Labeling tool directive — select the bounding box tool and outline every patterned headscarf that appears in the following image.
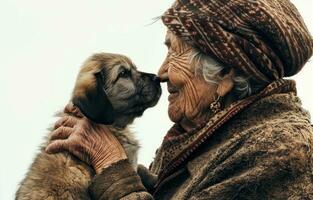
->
[162,0,313,84]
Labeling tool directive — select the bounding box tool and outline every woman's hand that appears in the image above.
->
[46,103,127,174]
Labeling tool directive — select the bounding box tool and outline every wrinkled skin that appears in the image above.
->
[158,31,219,131]
[46,103,127,173]
[46,30,234,172]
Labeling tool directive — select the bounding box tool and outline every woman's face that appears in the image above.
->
[158,31,217,124]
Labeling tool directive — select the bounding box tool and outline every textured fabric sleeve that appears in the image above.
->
[89,159,154,200]
[189,127,313,200]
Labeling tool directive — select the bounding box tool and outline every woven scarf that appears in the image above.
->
[152,79,297,188]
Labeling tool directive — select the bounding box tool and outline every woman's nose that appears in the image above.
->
[158,59,169,82]
[158,71,168,82]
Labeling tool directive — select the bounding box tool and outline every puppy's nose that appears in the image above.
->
[141,72,160,83]
[148,74,160,83]
[152,76,160,83]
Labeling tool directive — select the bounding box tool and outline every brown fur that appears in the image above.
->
[15,53,161,200]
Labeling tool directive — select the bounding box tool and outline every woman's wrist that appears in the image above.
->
[93,152,127,174]
[94,159,120,174]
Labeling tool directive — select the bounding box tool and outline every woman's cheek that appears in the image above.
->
[168,66,187,87]
[168,86,199,123]
[182,85,200,119]
[168,96,184,123]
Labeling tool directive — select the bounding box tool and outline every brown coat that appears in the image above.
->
[89,80,313,199]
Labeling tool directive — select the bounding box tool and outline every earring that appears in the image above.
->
[210,95,222,114]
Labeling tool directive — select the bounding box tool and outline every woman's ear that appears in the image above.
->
[72,72,115,125]
[216,68,235,97]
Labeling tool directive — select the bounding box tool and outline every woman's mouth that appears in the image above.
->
[167,83,179,101]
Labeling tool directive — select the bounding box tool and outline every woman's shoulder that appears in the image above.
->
[188,98,313,176]
[187,118,313,180]
[231,91,312,143]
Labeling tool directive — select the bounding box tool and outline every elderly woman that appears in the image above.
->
[47,0,313,199]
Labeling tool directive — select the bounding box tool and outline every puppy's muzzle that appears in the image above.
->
[135,72,161,105]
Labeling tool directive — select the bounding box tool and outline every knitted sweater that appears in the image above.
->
[89,80,313,199]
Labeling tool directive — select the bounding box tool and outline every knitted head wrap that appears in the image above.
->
[162,0,313,83]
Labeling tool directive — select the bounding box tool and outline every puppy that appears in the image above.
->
[15,53,161,200]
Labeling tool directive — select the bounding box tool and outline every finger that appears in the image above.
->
[64,102,84,118]
[45,140,69,154]
[50,126,73,140]
[54,115,78,129]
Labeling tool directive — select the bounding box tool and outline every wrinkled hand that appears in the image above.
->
[46,103,127,174]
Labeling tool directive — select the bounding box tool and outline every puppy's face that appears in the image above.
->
[72,53,161,127]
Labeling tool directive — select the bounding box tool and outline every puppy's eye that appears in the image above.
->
[118,68,131,79]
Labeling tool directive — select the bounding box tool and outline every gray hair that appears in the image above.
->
[190,50,253,100]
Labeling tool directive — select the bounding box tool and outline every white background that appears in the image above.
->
[0,1,312,199]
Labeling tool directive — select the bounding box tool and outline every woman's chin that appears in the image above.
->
[168,101,183,123]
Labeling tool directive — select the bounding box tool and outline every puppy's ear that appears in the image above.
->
[72,72,115,124]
